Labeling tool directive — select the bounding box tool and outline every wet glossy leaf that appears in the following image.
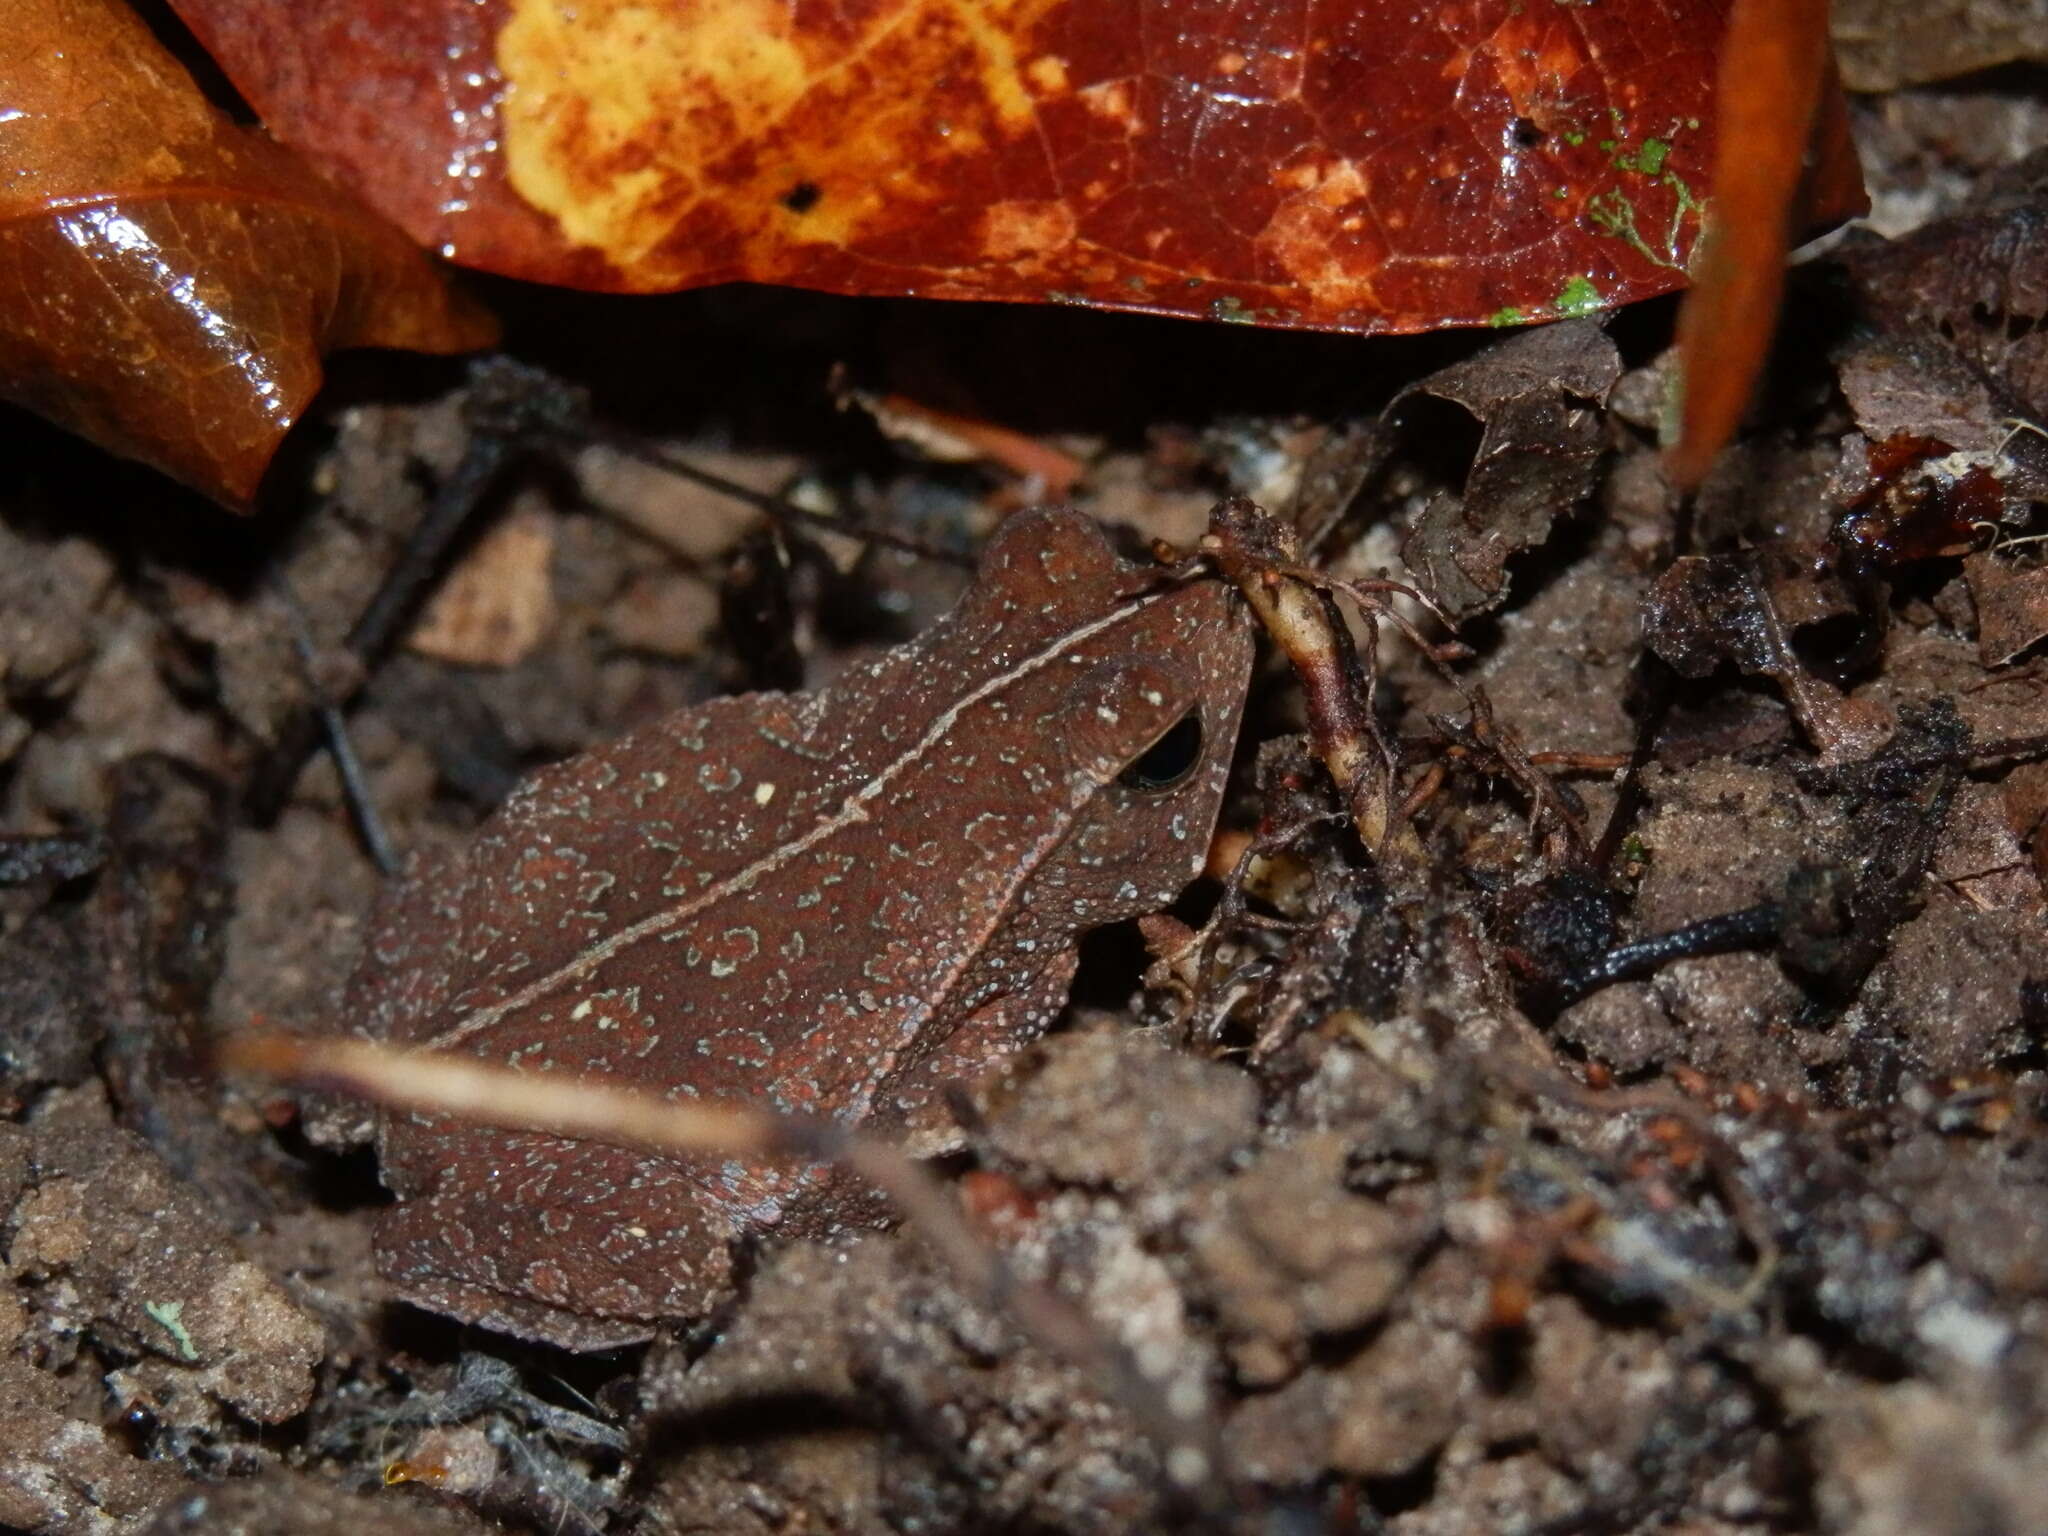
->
[0,0,498,507]
[168,0,1859,333]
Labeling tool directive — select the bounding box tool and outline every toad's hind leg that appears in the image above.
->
[372,1136,753,1350]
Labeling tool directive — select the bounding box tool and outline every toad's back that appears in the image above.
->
[348,507,1252,1346]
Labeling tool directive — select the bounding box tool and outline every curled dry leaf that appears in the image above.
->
[166,0,1858,332]
[1396,320,1623,620]
[1643,548,1891,763]
[0,0,497,508]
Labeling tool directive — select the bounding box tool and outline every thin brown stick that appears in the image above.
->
[584,427,977,569]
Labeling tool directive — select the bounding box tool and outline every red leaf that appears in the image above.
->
[0,0,498,508]
[168,0,1861,333]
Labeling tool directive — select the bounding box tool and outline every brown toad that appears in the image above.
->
[347,507,1252,1346]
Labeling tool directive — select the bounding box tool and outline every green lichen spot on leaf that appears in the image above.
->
[1209,295,1257,325]
[1588,187,1663,267]
[1588,162,1704,273]
[1487,305,1527,327]
[1563,129,1586,146]
[1554,276,1604,317]
[1661,171,1709,271]
[1616,137,1671,176]
[1588,188,1635,235]
[145,1299,199,1361]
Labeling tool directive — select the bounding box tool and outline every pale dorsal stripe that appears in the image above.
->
[423,588,1171,1053]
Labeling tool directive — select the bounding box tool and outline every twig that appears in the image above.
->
[246,359,569,825]
[581,425,976,569]
[1550,902,1783,1008]
[271,574,400,877]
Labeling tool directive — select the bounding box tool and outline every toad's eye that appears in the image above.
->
[1117,710,1204,792]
